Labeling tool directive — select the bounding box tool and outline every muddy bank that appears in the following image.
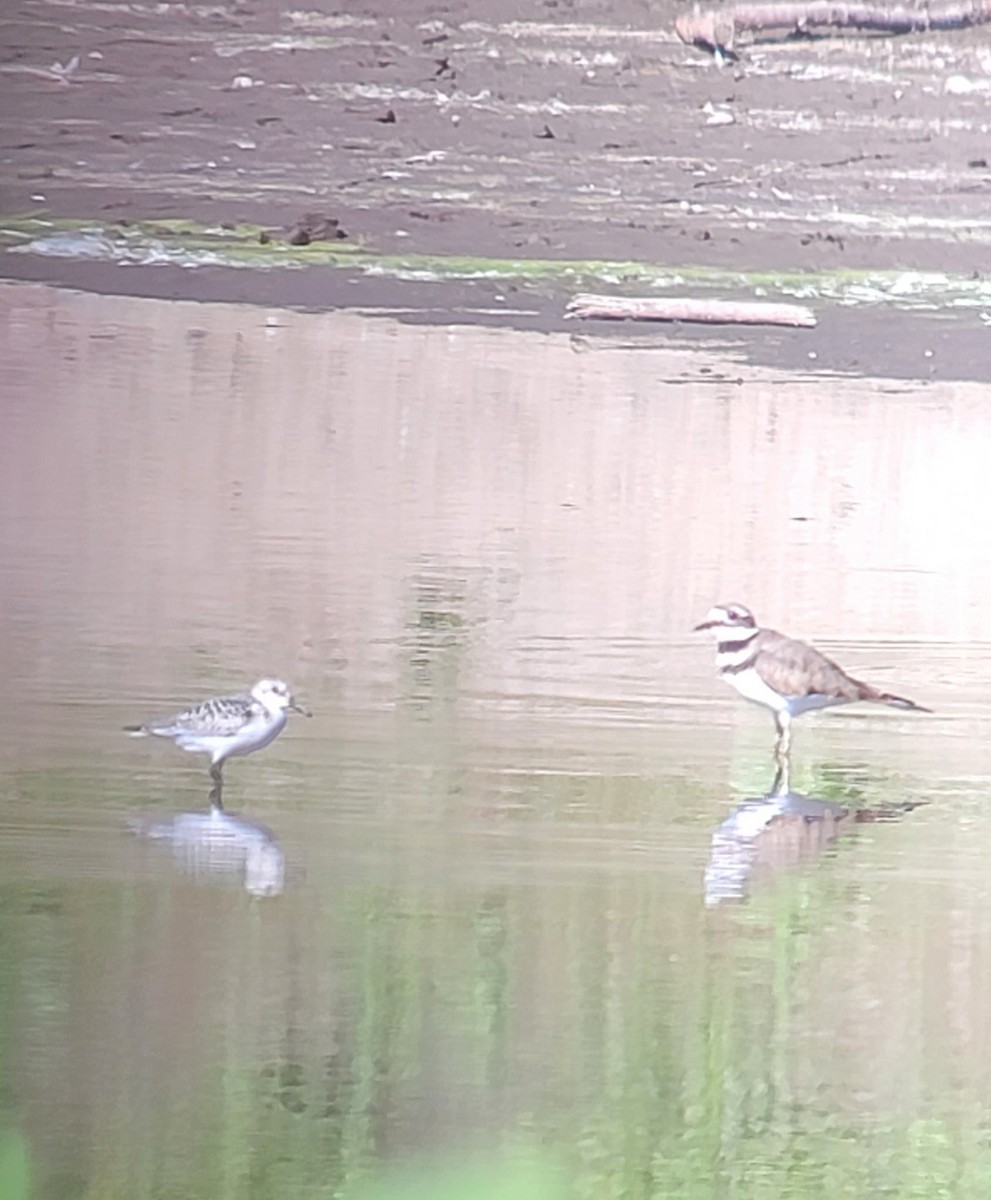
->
[2,0,990,378]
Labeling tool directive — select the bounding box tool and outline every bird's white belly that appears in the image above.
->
[726,668,847,717]
[725,668,789,713]
[174,712,287,761]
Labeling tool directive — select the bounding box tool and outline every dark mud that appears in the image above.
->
[2,0,991,378]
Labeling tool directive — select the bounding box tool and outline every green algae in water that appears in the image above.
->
[5,214,991,312]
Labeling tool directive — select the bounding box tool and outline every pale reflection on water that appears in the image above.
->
[2,282,991,1197]
[132,806,287,896]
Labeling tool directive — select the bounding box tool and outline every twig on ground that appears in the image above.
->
[565,293,817,328]
[675,0,991,54]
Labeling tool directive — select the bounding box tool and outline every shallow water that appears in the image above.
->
[2,281,991,1198]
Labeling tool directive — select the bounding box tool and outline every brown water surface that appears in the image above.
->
[1,281,990,1199]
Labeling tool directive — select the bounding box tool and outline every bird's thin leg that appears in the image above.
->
[769,754,791,797]
[774,712,792,761]
[209,779,224,810]
[208,759,225,809]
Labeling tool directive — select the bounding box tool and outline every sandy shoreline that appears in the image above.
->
[2,0,990,378]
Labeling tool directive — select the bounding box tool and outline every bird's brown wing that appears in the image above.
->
[754,629,931,711]
[752,629,869,701]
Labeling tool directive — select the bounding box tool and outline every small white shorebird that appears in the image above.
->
[125,678,310,788]
[694,603,930,758]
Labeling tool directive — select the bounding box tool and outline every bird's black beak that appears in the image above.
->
[694,620,716,631]
[291,701,312,717]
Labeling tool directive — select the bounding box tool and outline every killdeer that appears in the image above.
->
[694,603,930,757]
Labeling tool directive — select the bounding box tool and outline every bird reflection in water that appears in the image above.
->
[132,800,286,897]
[703,758,921,907]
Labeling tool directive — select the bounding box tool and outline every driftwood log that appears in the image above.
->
[675,0,991,53]
[565,293,817,328]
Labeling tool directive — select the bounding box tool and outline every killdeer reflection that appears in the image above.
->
[694,603,930,757]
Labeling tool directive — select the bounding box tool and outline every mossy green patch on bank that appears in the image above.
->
[4,214,991,313]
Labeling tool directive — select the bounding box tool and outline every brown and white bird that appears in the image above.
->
[694,603,930,757]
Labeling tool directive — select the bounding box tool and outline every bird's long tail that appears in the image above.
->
[877,691,932,714]
[852,675,932,713]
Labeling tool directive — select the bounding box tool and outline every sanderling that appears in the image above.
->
[125,678,310,789]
